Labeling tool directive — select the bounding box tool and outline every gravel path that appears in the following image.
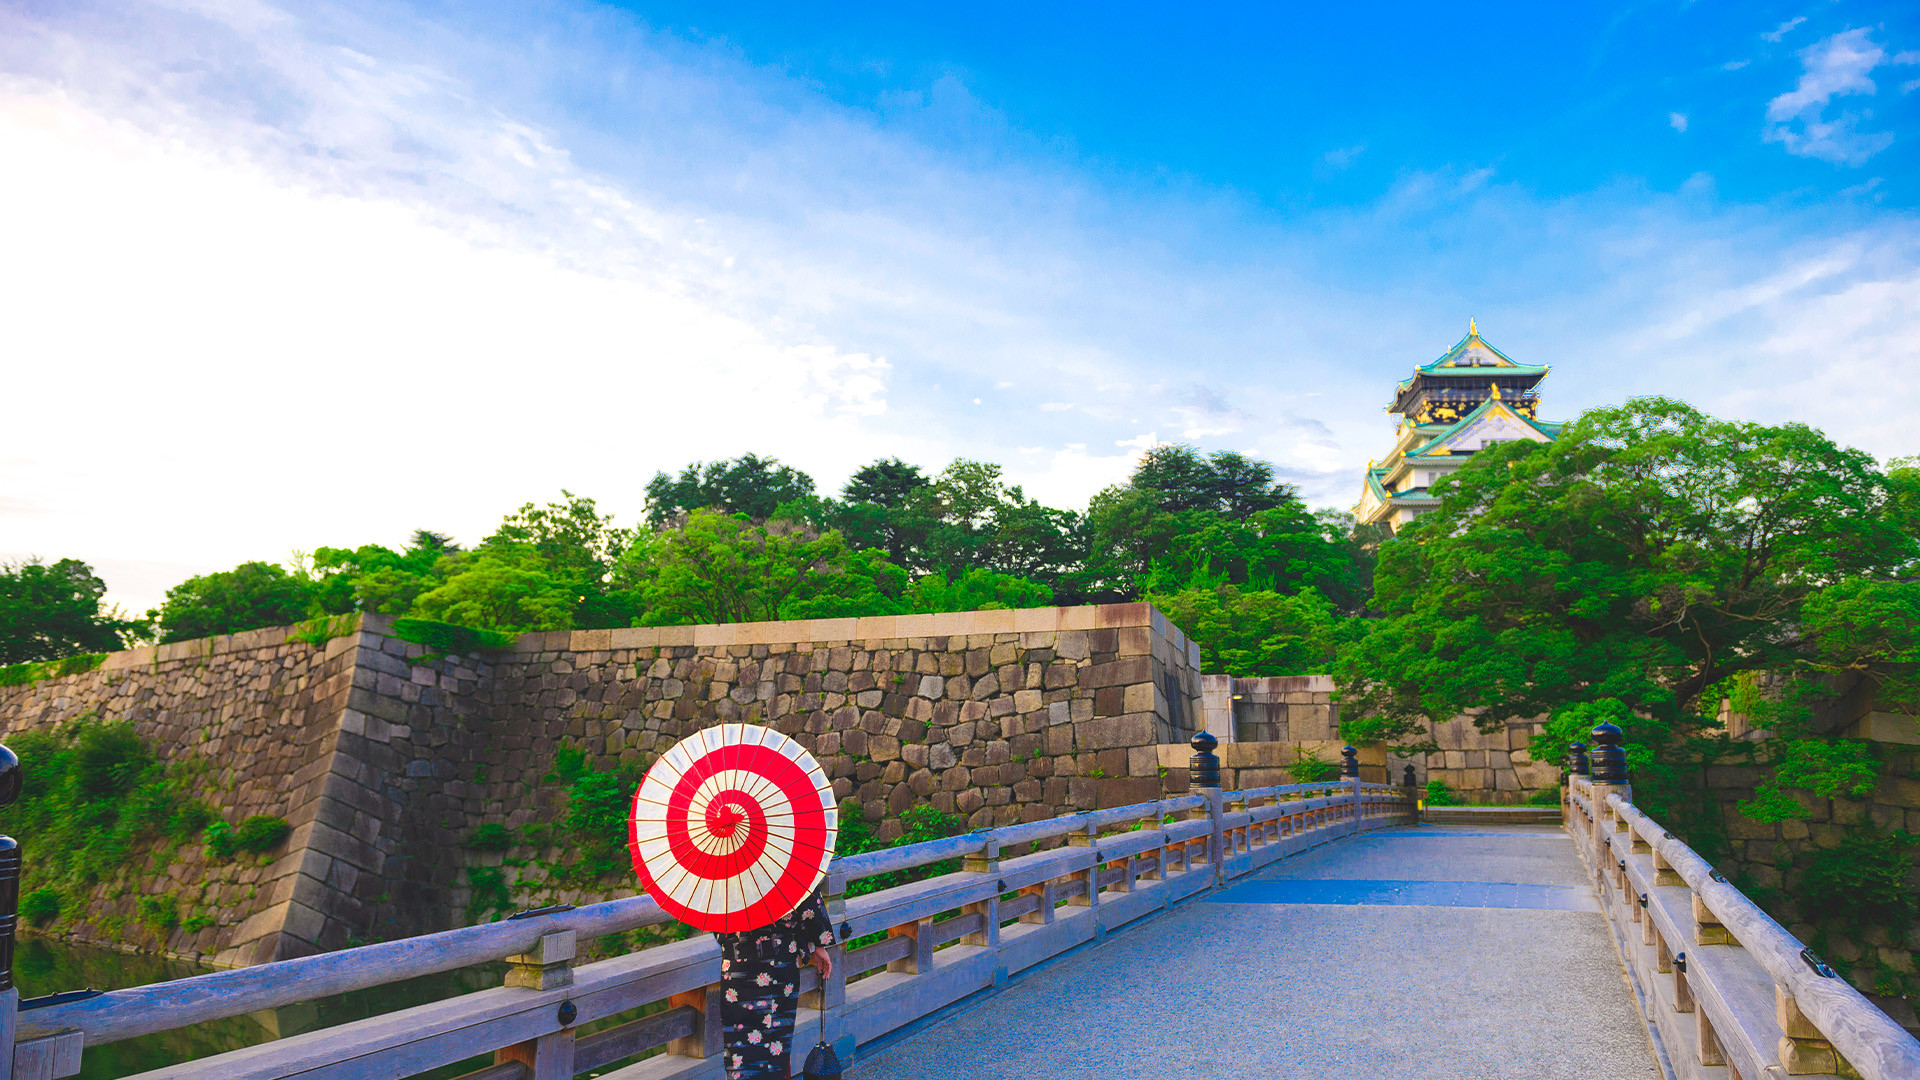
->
[850,825,1663,1080]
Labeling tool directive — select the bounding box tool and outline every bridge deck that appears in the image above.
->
[852,825,1663,1080]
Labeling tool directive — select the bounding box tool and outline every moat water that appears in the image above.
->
[15,937,508,1079]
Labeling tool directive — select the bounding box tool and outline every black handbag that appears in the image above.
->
[802,1039,843,1079]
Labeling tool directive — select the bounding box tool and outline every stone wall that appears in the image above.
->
[1701,746,1920,1008]
[0,626,381,966]
[0,604,1203,965]
[1198,674,1557,803]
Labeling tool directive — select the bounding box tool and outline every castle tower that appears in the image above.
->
[1354,322,1564,532]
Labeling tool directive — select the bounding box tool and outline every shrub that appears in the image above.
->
[391,618,515,657]
[1285,746,1343,784]
[1424,779,1460,806]
[466,823,515,851]
[232,815,291,854]
[1792,828,1918,933]
[138,894,178,931]
[839,803,966,897]
[1526,787,1563,806]
[204,820,234,861]
[20,888,60,926]
[3,717,213,913]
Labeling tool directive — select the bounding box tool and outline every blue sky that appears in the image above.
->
[2,0,1918,613]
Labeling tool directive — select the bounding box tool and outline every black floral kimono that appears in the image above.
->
[715,890,838,1080]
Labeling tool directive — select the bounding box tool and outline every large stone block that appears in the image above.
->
[1077,713,1157,750]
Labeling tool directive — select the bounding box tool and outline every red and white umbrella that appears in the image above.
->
[628,723,839,933]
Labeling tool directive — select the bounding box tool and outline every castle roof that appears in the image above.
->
[1406,389,1562,456]
[1392,322,1549,399]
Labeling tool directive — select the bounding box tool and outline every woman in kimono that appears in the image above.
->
[715,888,838,1079]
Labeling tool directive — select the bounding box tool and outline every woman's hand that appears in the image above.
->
[809,947,833,981]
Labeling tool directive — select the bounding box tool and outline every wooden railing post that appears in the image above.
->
[1778,984,1849,1075]
[1189,734,1225,888]
[504,931,575,991]
[961,829,1003,983]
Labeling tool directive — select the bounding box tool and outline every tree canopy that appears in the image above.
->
[8,446,1366,683]
[0,559,141,663]
[1334,397,1920,833]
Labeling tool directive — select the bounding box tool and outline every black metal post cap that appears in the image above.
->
[1402,764,1416,787]
[1340,745,1359,778]
[0,743,19,808]
[1568,741,1590,777]
[1588,722,1629,785]
[1188,731,1221,789]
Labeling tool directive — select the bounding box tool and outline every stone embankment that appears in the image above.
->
[0,604,1203,967]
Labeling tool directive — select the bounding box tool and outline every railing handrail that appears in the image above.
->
[1604,790,1920,1079]
[22,780,1418,1074]
[22,896,671,1042]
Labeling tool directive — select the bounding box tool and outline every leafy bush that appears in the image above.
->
[0,653,108,689]
[232,815,291,854]
[1,717,212,924]
[465,865,514,924]
[1792,828,1918,933]
[20,887,60,926]
[137,894,178,931]
[837,802,966,897]
[465,823,515,851]
[391,618,515,657]
[1285,746,1342,784]
[520,746,645,888]
[206,815,291,860]
[203,820,233,861]
[1526,787,1563,806]
[1424,779,1460,806]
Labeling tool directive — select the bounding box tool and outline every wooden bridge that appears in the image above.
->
[2,736,1918,1080]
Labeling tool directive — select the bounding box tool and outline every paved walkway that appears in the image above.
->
[852,825,1662,1080]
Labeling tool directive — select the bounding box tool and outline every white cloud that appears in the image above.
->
[1763,29,1914,164]
[1669,112,1689,133]
[1323,144,1365,168]
[1762,16,1806,44]
[1038,402,1074,412]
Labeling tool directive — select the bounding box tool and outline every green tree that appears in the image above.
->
[1335,398,1919,836]
[1086,444,1365,607]
[310,530,460,616]
[1340,398,1914,741]
[911,459,1083,586]
[409,552,577,632]
[904,568,1052,613]
[479,492,635,628]
[151,561,310,643]
[1151,583,1354,677]
[0,558,143,663]
[623,509,861,625]
[643,455,816,526]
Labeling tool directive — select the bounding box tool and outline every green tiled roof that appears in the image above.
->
[1416,329,1547,375]
[1407,395,1564,457]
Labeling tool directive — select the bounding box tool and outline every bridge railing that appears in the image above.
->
[10,774,1415,1080]
[1567,774,1920,1080]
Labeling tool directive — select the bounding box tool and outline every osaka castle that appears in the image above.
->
[1355,322,1564,532]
